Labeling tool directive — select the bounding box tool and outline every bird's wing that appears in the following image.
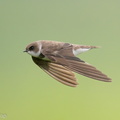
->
[41,44,112,82]
[32,57,78,87]
[66,60,111,82]
[42,43,84,65]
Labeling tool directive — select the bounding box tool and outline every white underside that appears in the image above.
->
[28,51,40,57]
[73,48,90,56]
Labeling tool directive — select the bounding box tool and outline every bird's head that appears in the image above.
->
[24,41,42,57]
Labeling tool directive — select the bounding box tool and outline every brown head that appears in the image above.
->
[24,41,42,57]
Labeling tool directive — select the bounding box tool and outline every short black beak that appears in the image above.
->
[23,50,28,52]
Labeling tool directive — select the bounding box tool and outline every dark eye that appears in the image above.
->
[29,46,34,51]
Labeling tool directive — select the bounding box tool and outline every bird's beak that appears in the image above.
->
[23,50,28,52]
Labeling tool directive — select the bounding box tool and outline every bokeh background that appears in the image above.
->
[0,0,120,120]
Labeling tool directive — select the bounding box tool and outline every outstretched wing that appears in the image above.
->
[41,43,112,82]
[66,60,111,82]
[32,57,78,87]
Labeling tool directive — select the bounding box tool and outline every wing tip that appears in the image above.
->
[68,82,79,87]
[94,76,112,82]
[104,77,112,82]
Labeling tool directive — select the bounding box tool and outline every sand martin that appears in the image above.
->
[24,40,111,87]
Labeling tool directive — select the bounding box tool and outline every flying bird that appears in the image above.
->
[24,40,111,87]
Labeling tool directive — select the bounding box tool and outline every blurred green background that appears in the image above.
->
[0,0,119,120]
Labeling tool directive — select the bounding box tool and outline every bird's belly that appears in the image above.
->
[73,48,90,56]
[41,57,51,61]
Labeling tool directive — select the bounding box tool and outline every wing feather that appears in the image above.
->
[32,57,78,87]
[66,60,111,82]
[41,53,111,82]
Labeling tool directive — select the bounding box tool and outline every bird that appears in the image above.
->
[24,40,111,87]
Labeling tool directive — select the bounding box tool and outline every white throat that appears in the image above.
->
[28,42,42,57]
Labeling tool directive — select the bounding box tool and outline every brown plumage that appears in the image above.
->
[24,40,112,87]
[32,57,78,87]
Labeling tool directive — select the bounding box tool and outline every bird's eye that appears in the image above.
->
[29,46,34,51]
